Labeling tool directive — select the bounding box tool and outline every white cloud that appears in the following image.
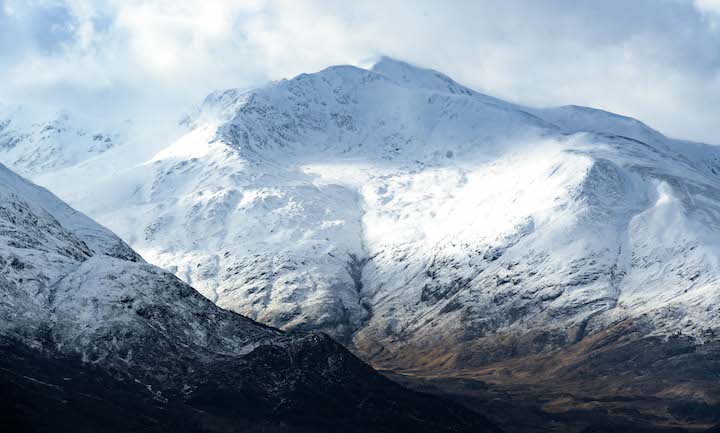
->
[0,0,719,144]
[695,0,720,31]
[696,0,720,14]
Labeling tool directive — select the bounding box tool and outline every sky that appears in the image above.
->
[0,0,719,143]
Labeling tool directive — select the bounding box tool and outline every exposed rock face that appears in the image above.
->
[0,162,500,433]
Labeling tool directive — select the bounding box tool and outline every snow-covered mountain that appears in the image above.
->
[7,57,720,375]
[0,106,130,177]
[0,161,498,432]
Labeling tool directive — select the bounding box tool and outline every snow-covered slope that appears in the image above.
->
[0,161,274,361]
[0,106,129,177]
[0,162,499,432]
[12,58,720,370]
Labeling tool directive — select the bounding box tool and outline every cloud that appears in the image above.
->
[696,0,720,14]
[0,0,718,144]
[695,0,720,31]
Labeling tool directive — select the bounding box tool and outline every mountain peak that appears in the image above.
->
[370,55,418,72]
[370,56,472,95]
[371,56,432,76]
